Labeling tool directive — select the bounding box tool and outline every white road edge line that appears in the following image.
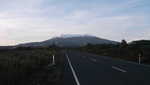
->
[66,54,80,85]
[112,66,127,73]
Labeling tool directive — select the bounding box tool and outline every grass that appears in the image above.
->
[0,47,63,85]
[76,44,150,65]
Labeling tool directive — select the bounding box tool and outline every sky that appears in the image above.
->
[0,0,150,45]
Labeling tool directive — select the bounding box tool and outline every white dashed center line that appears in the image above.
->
[90,58,97,62]
[112,66,127,73]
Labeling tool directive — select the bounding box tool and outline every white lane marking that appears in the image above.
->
[90,58,97,62]
[112,66,127,73]
[66,54,80,85]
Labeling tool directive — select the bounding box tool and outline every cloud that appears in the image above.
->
[0,0,149,45]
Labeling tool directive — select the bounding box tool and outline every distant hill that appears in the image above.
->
[129,40,150,49]
[17,35,119,47]
[130,40,150,45]
[0,46,15,50]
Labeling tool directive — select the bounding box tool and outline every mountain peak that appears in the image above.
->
[60,34,96,38]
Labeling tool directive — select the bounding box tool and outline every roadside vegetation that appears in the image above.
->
[0,47,63,85]
[1,39,150,85]
[77,40,150,65]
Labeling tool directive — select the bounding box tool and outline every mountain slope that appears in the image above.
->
[18,35,119,47]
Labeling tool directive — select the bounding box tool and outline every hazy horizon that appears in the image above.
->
[0,0,150,46]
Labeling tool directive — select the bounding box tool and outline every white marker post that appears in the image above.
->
[138,53,141,64]
[52,55,55,65]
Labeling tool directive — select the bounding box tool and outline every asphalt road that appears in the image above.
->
[64,51,150,85]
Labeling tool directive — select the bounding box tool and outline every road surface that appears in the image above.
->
[64,51,150,85]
